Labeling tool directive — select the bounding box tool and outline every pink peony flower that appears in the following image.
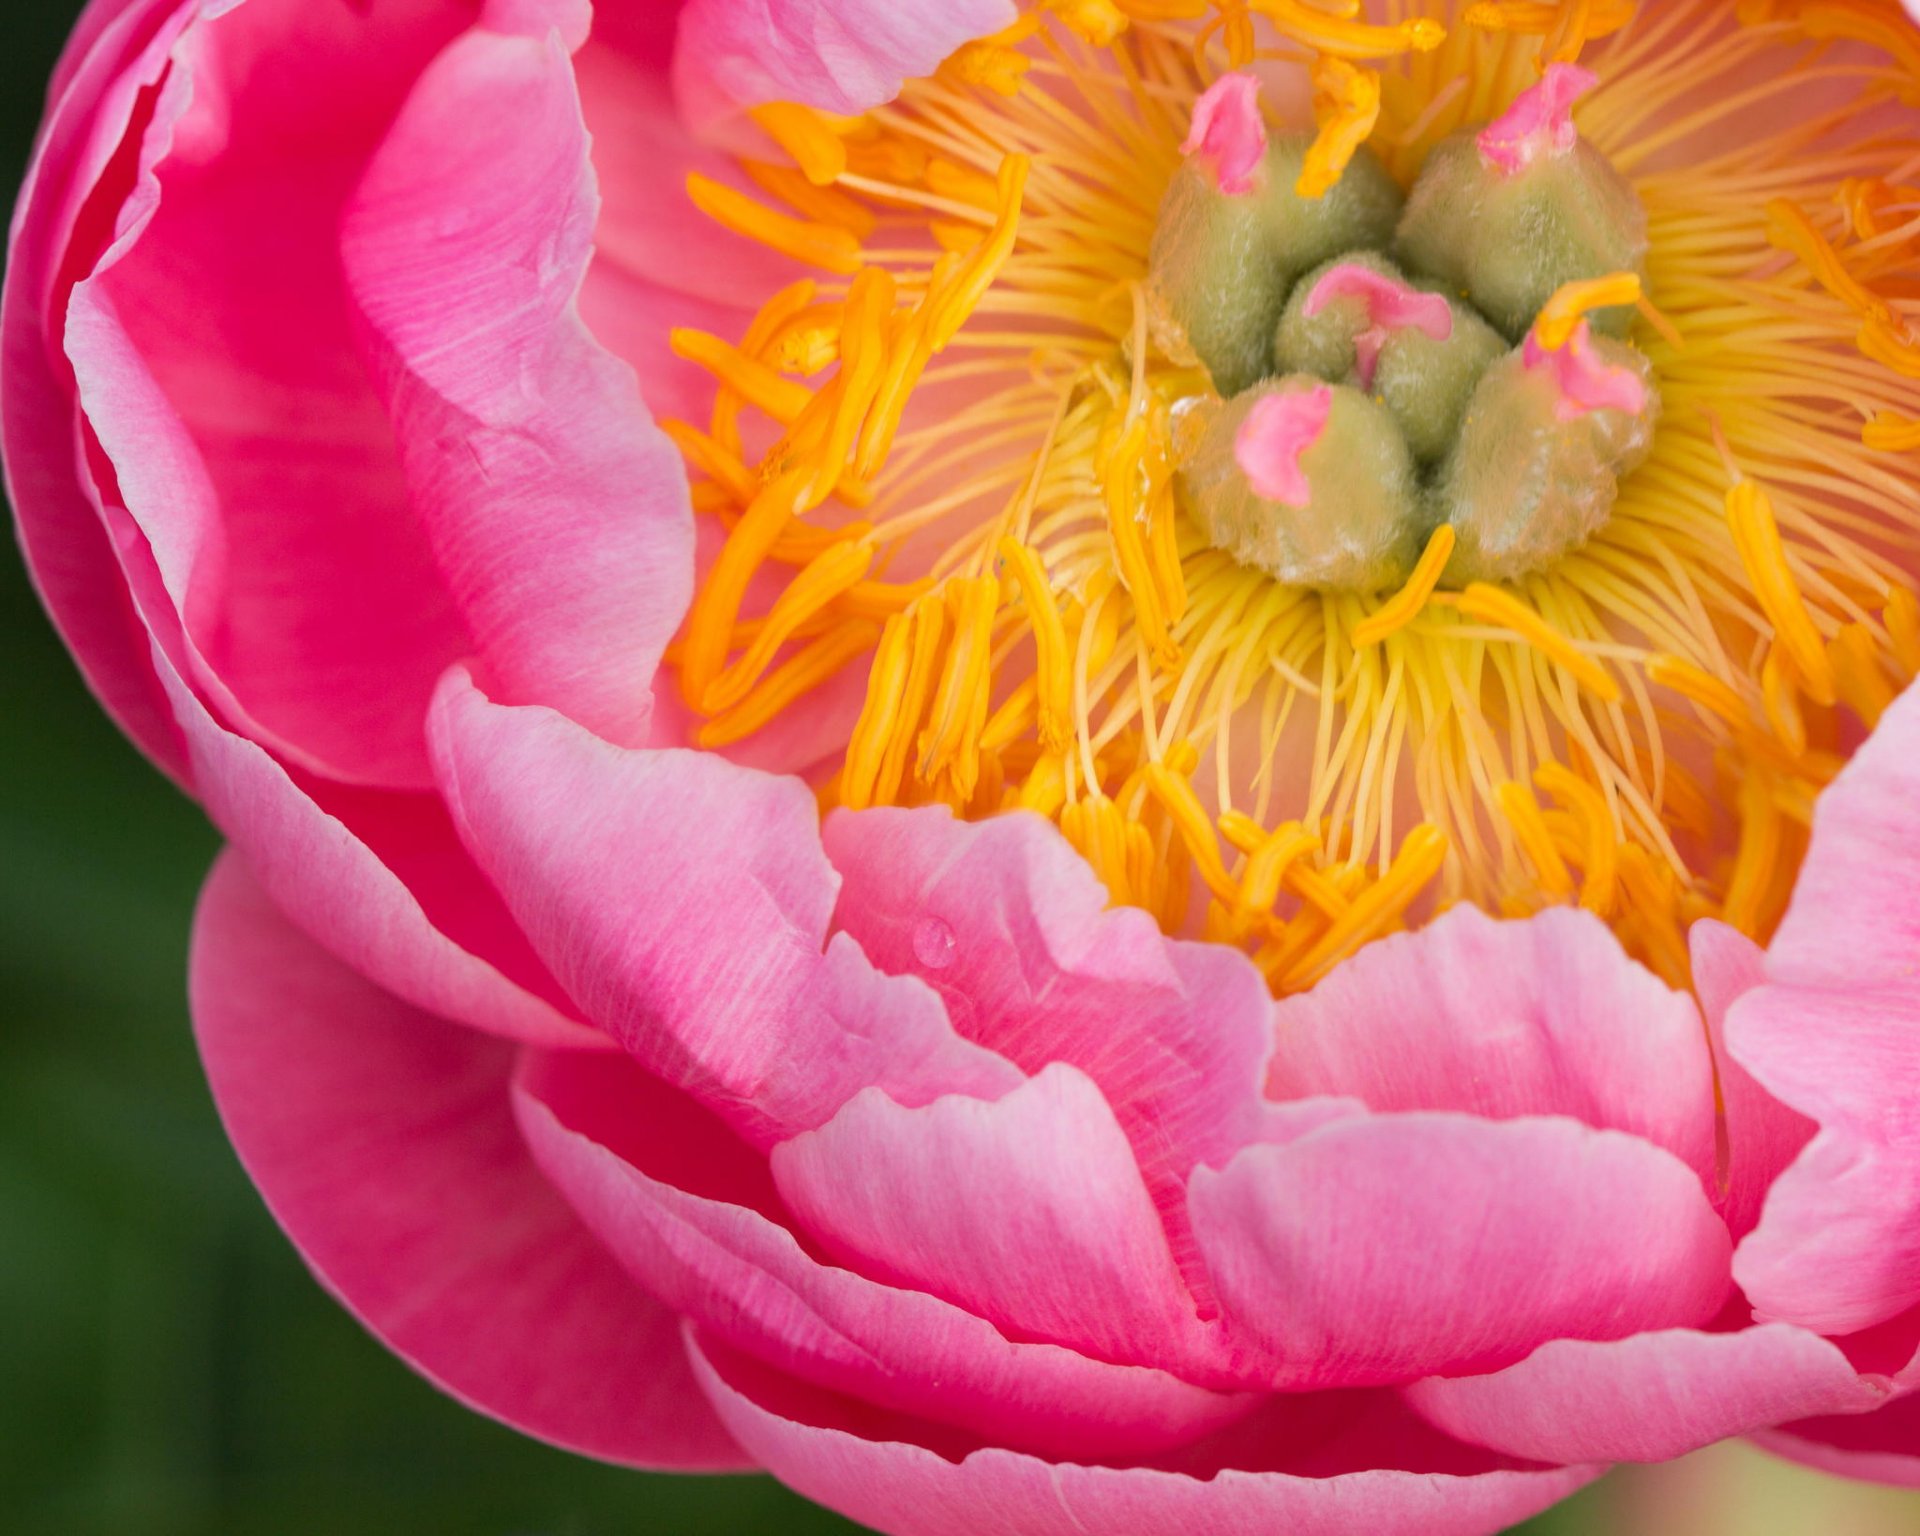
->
[9,0,1920,1530]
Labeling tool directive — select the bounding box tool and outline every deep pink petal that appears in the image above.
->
[1754,1394,1920,1490]
[341,14,693,751]
[673,0,1017,127]
[820,807,1279,1302]
[687,1335,1599,1536]
[1690,920,1814,1240]
[430,670,1021,1143]
[126,540,594,1049]
[190,851,746,1471]
[3,0,199,778]
[1190,1113,1733,1389]
[516,1049,1254,1459]
[770,1066,1236,1382]
[1406,1324,1887,1465]
[63,0,481,788]
[1732,687,1920,1334]
[1266,905,1716,1185]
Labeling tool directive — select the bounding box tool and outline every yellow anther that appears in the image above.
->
[1534,763,1617,916]
[743,162,876,240]
[696,623,881,750]
[1100,414,1183,671]
[750,103,849,187]
[1885,587,1920,678]
[1534,273,1644,351]
[929,156,1029,353]
[773,324,842,377]
[1766,199,1896,327]
[1837,177,1918,242]
[1145,764,1239,904]
[1299,57,1382,200]
[1251,1,1445,59]
[948,25,1038,96]
[843,613,913,810]
[1496,781,1575,902]
[679,470,812,712]
[1240,823,1323,914]
[1760,643,1809,758]
[685,173,864,273]
[1859,315,1920,380]
[1726,479,1838,707]
[1464,0,1634,42]
[998,541,1076,752]
[1018,752,1070,818]
[1455,584,1622,702]
[919,577,1001,798]
[1720,771,1788,943]
[1279,825,1448,992]
[1865,412,1920,452]
[704,540,877,714]
[795,266,897,510]
[1352,525,1455,647]
[833,577,932,618]
[876,597,950,806]
[1827,622,1896,729]
[670,329,814,425]
[1646,653,1751,731]
[924,158,1002,212]
[1048,0,1130,45]
[660,418,758,504]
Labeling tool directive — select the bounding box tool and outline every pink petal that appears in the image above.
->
[673,0,1017,128]
[341,16,693,754]
[1732,686,1920,1334]
[771,1066,1236,1383]
[429,670,1020,1144]
[1406,1323,1888,1465]
[1267,905,1717,1186]
[127,538,594,1049]
[516,1048,1253,1459]
[3,0,204,780]
[688,1334,1599,1536]
[1690,920,1814,1240]
[190,851,746,1471]
[820,807,1282,1302]
[1190,1113,1733,1389]
[62,0,482,789]
[1753,1394,1920,1488]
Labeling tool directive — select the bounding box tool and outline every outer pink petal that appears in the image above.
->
[515,1048,1254,1459]
[341,11,692,751]
[1190,1113,1733,1389]
[1690,920,1814,1240]
[688,1335,1599,1536]
[1754,1396,1920,1489]
[1406,1324,1888,1465]
[429,669,1020,1143]
[62,0,481,788]
[1266,905,1716,1185]
[673,0,1017,126]
[190,850,747,1471]
[126,535,596,1049]
[3,0,199,778]
[770,1066,1233,1382]
[820,807,1280,1302]
[1732,688,1920,1334]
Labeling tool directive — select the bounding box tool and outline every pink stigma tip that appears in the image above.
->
[1525,321,1648,422]
[1235,387,1333,507]
[1477,64,1598,174]
[1182,73,1267,196]
[1304,264,1455,387]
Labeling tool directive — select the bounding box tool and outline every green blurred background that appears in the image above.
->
[4,5,1920,1533]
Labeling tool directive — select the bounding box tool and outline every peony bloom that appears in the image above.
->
[11,0,1920,1530]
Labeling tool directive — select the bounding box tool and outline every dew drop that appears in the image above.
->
[912,917,957,971]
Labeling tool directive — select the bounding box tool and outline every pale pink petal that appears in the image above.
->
[1753,1395,1920,1489]
[820,807,1280,1302]
[430,671,1020,1144]
[688,1335,1600,1536]
[673,0,1017,128]
[341,16,692,753]
[1690,920,1814,1239]
[126,539,595,1050]
[1267,905,1717,1185]
[771,1066,1237,1383]
[516,1049,1254,1459]
[1406,1323,1888,1465]
[1190,1113,1733,1389]
[190,851,746,1471]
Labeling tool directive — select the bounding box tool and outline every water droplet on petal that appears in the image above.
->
[912,917,957,971]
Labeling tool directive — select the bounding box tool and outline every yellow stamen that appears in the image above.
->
[696,623,881,749]
[1279,825,1448,991]
[750,103,849,187]
[1251,2,1446,60]
[1865,412,1920,452]
[1454,584,1623,702]
[704,540,876,714]
[1534,763,1617,916]
[1352,525,1455,647]
[1828,621,1896,728]
[685,173,864,273]
[1725,479,1838,707]
[670,329,814,425]
[998,541,1076,752]
[679,471,810,711]
[1534,273,1644,350]
[1299,57,1382,199]
[1496,781,1576,901]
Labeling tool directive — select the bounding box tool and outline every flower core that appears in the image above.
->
[668,0,1920,996]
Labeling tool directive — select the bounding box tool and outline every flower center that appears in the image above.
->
[666,0,1920,996]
